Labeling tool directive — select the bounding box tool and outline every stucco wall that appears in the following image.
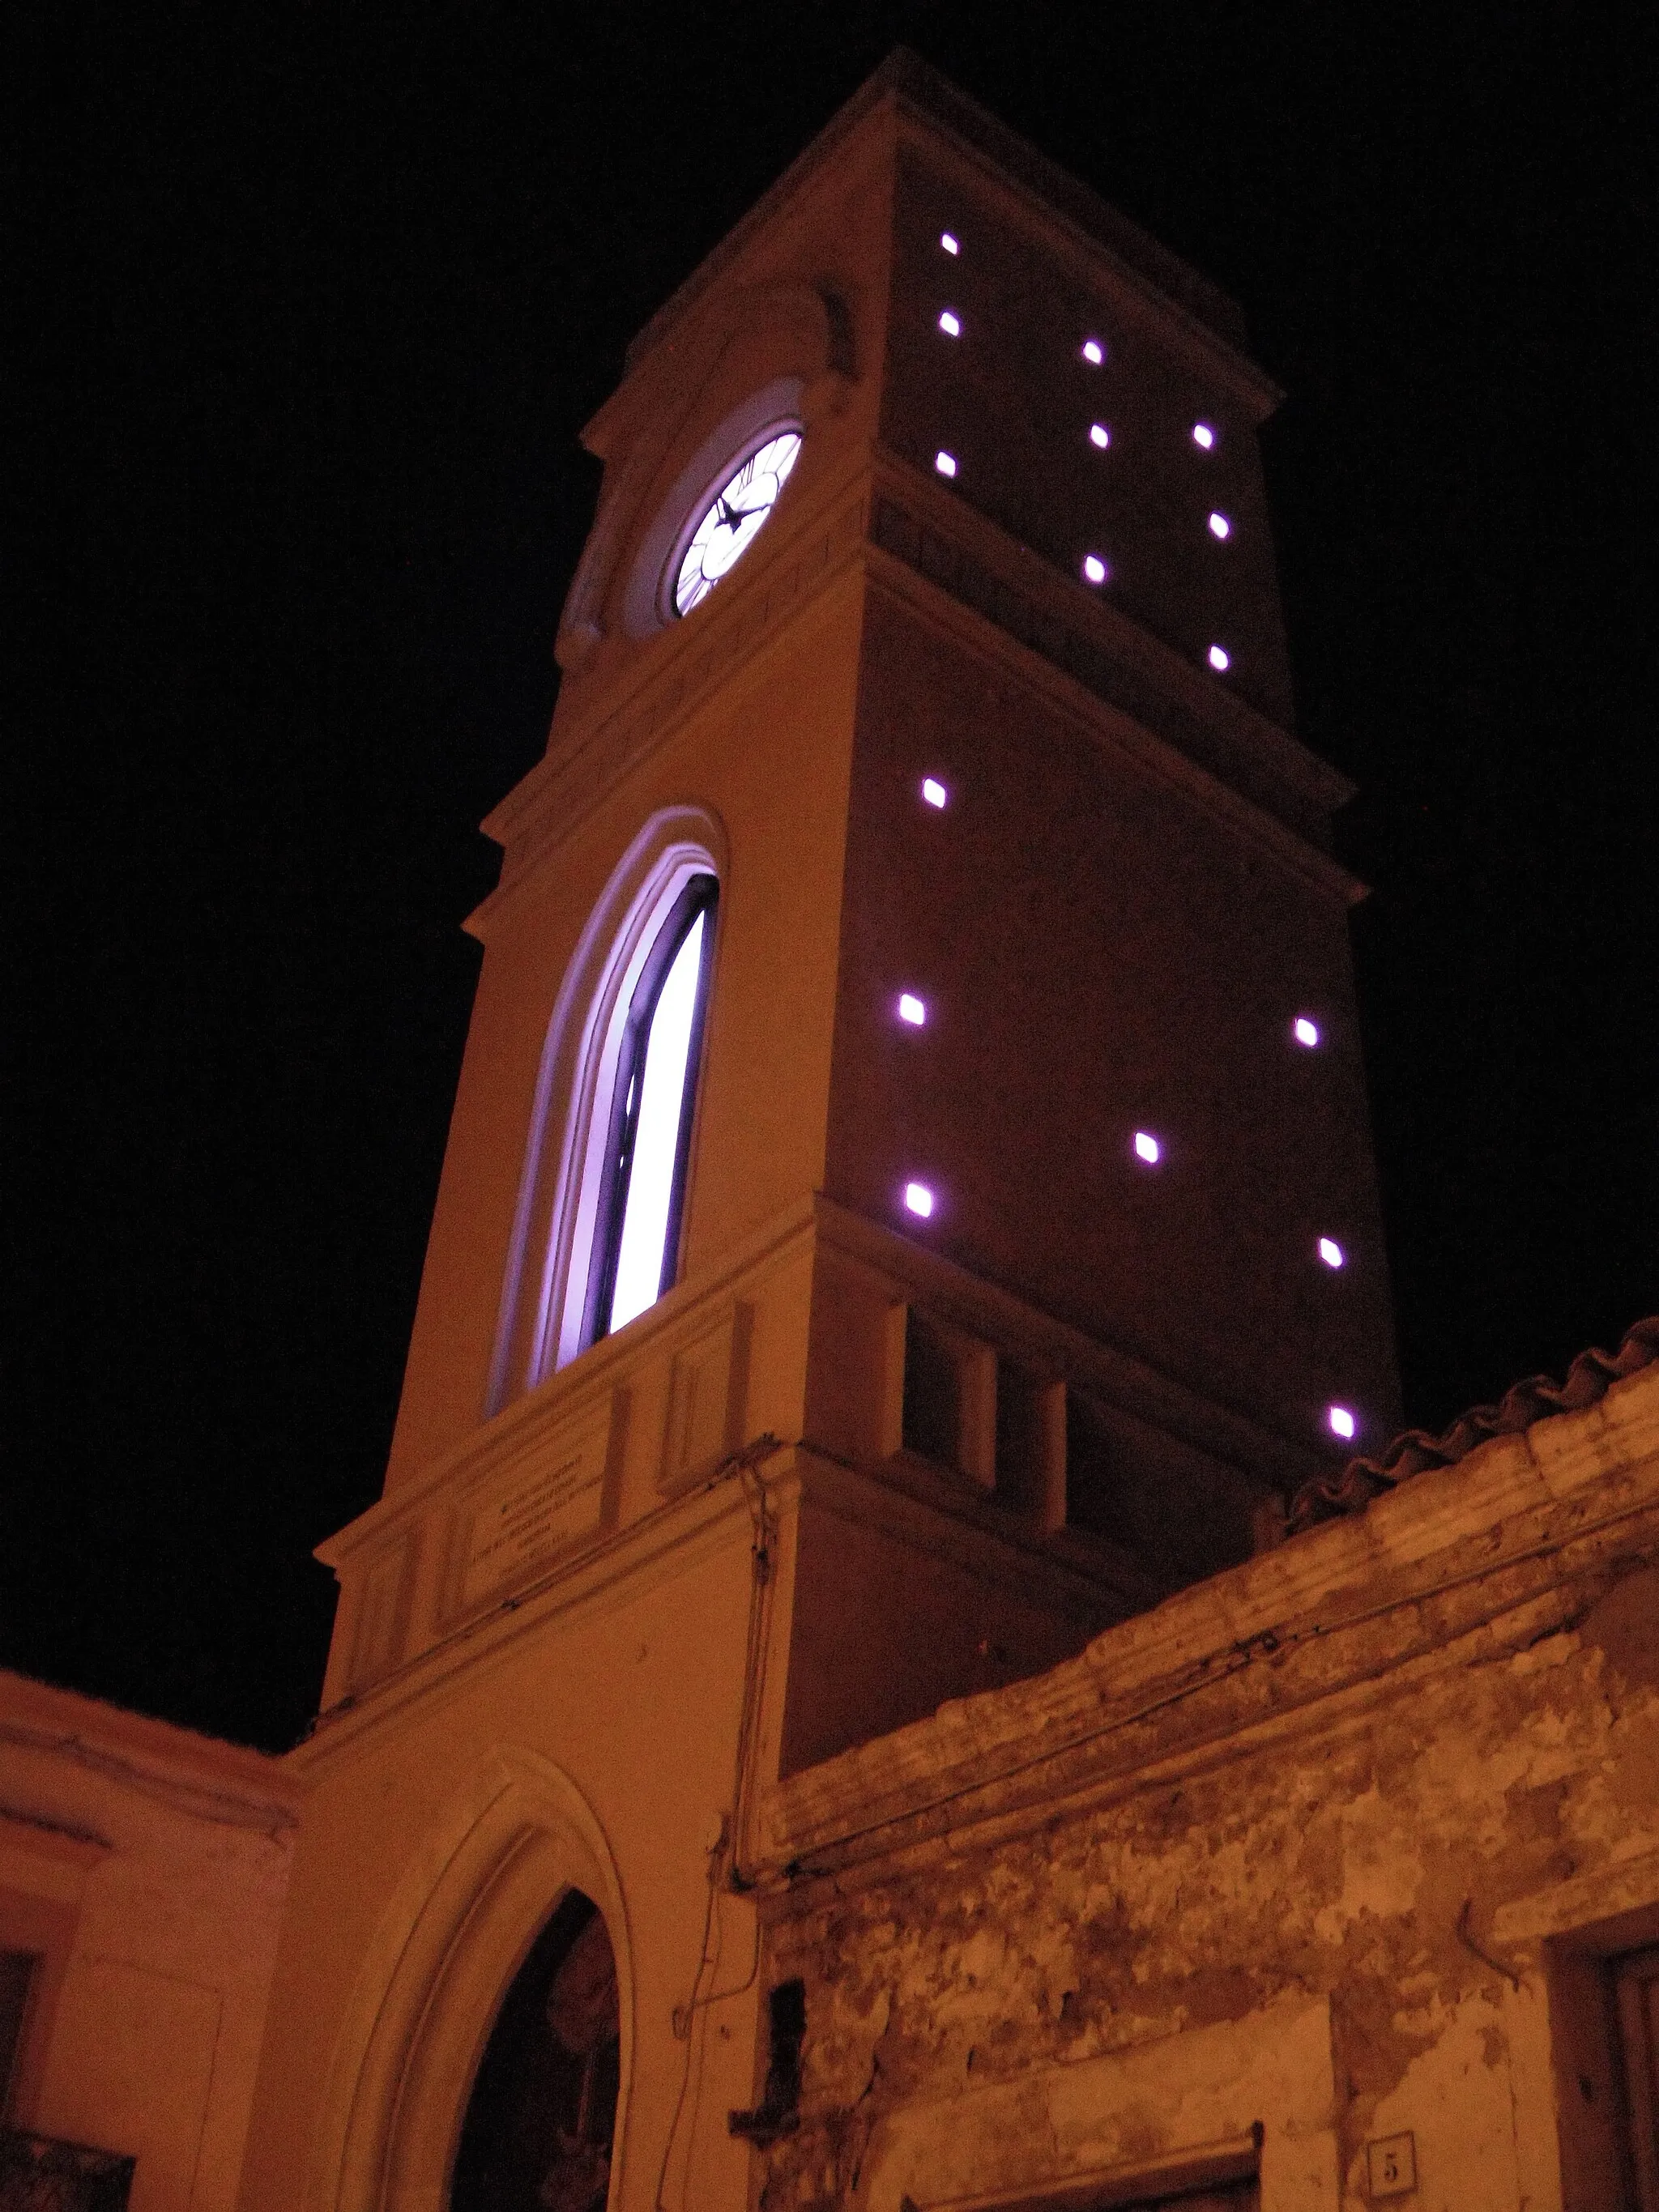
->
[0,1673,296,2212]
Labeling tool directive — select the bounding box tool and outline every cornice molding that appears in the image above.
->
[471,460,872,941]
[757,1364,1659,1890]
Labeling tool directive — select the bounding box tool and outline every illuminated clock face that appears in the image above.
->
[672,428,802,617]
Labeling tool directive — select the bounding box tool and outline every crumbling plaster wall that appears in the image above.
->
[753,1367,1659,2211]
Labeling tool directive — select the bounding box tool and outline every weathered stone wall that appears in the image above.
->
[753,1365,1659,2211]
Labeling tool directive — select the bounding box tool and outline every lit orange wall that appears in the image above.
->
[882,134,1296,731]
[383,574,866,1493]
[382,100,899,1497]
[824,584,1401,1455]
[0,1673,296,2212]
[237,1509,771,2212]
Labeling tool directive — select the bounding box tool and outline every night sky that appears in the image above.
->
[12,8,1657,1751]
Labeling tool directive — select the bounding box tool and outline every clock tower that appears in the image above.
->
[240,53,1398,2212]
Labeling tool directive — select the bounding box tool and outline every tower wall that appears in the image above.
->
[882,130,1297,728]
[242,58,1410,2212]
[824,579,1400,1455]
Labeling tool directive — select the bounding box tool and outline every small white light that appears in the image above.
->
[1208,644,1231,673]
[921,777,948,808]
[938,309,962,338]
[1293,1016,1320,1048]
[1081,553,1108,586]
[1081,338,1104,365]
[1208,511,1231,539]
[1089,422,1111,450]
[935,450,957,478]
[1327,1404,1357,1442]
[1318,1238,1346,1270]
[898,993,927,1026]
[940,231,959,255]
[1133,1131,1162,1165]
[1192,421,1216,450]
[904,1182,935,1219]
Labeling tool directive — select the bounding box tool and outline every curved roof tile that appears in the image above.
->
[1288,1314,1659,1532]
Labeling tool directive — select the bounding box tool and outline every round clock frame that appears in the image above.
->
[665,425,802,621]
[619,377,808,642]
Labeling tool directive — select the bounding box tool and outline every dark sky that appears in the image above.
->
[11,6,1657,1751]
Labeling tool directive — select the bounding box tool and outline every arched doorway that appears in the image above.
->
[450,1890,621,2212]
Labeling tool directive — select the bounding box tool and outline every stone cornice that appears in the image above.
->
[476,444,1360,953]
[866,451,1354,849]
[757,1363,1659,1894]
[469,459,872,940]
[292,1462,769,1777]
[0,1690,298,1837]
[320,1193,817,1569]
[624,55,1268,404]
[812,1196,1324,1494]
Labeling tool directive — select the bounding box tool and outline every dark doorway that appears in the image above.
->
[450,1890,621,2212]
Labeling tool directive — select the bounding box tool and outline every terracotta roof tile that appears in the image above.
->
[1288,1315,1659,1532]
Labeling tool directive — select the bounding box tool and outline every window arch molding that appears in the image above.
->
[491,805,727,1410]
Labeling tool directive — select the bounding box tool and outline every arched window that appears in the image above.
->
[450,1890,621,2212]
[490,810,725,1409]
[581,874,717,1346]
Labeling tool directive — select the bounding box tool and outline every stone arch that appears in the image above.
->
[556,281,856,671]
[488,803,728,1409]
[309,1746,635,2212]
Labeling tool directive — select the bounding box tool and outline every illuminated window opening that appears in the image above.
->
[583,876,718,1345]
[490,809,725,1406]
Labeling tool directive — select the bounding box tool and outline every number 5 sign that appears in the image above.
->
[1366,2132,1417,2197]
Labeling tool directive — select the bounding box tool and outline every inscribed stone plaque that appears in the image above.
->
[461,1409,610,1607]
